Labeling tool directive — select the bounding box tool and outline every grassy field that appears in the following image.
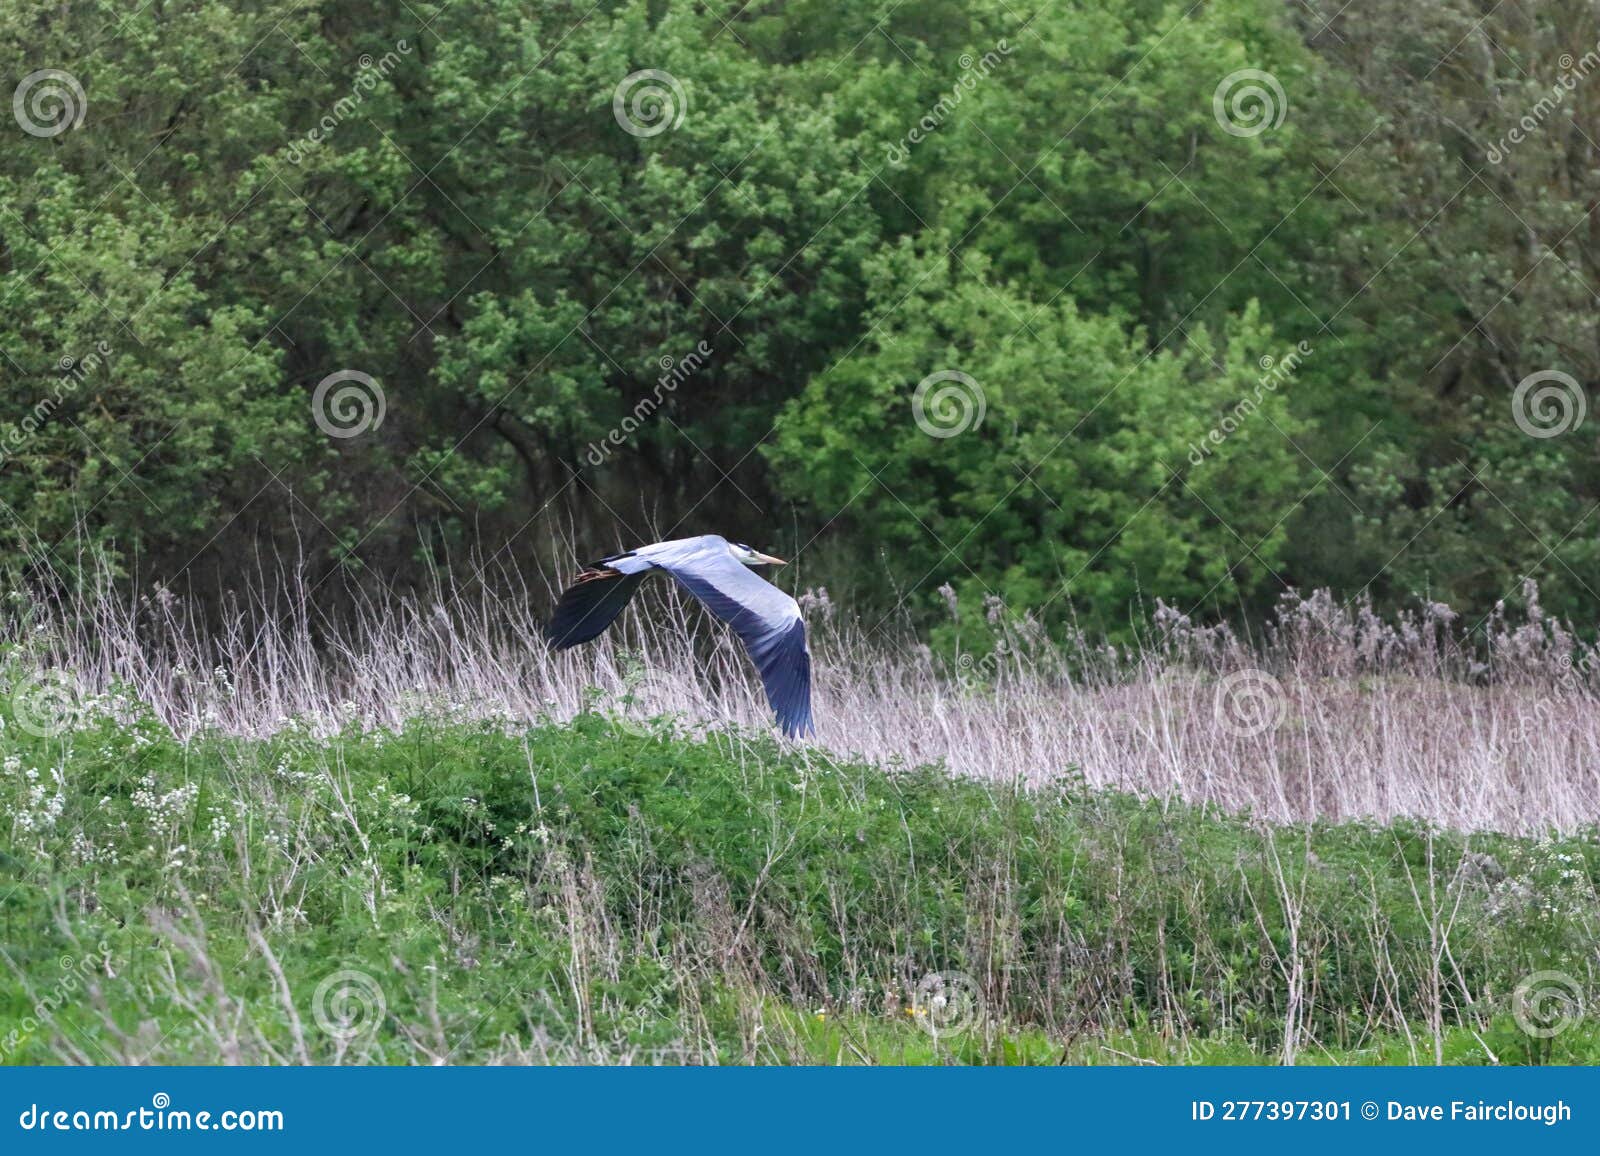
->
[2,697,1596,1065]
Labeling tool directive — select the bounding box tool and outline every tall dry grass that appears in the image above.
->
[7,557,1598,835]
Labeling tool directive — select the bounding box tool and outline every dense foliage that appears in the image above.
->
[4,708,1596,1064]
[3,0,1598,632]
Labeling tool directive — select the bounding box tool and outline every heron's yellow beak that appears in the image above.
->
[757,552,788,566]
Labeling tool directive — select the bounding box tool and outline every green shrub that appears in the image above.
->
[2,709,1595,1064]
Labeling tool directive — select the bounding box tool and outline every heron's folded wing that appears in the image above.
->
[545,569,649,649]
[654,551,814,737]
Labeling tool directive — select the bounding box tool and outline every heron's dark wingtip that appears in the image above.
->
[545,617,611,650]
[777,708,815,739]
[541,616,580,650]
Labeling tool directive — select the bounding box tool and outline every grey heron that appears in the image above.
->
[545,534,814,737]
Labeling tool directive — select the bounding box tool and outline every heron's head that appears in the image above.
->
[729,541,787,568]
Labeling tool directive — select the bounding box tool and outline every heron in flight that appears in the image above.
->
[545,534,814,737]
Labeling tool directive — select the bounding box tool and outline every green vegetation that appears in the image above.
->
[7,0,1598,1073]
[4,704,1595,1065]
[4,0,1599,631]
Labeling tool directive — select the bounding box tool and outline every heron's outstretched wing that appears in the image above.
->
[650,544,813,738]
[545,567,649,649]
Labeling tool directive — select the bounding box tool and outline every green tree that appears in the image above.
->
[767,238,1304,635]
